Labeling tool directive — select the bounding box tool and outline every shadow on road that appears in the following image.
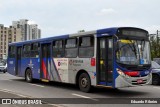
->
[91,87,148,97]
[10,78,149,98]
[0,72,7,74]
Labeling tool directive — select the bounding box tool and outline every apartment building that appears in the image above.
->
[29,24,41,40]
[0,19,41,59]
[0,24,21,59]
[12,19,41,41]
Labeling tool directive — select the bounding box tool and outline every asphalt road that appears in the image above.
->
[0,72,160,107]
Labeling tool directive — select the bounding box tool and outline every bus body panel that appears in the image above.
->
[7,27,151,90]
[20,58,31,77]
[28,58,40,79]
[7,58,16,75]
[97,27,118,37]
[52,58,97,85]
[40,57,97,86]
[115,74,152,88]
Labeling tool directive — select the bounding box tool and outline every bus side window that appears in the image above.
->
[31,43,39,58]
[53,40,64,58]
[23,44,31,58]
[8,46,15,58]
[65,38,77,58]
[79,36,94,58]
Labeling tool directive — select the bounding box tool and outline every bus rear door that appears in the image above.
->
[40,43,51,80]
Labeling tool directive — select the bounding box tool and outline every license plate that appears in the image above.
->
[137,79,143,84]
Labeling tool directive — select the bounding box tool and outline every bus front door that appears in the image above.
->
[40,43,51,80]
[15,46,22,76]
[97,37,113,86]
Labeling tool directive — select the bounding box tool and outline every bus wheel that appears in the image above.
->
[152,74,160,85]
[79,73,91,93]
[25,69,33,83]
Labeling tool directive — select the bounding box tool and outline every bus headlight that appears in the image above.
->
[117,68,125,77]
[117,68,130,79]
[145,71,149,75]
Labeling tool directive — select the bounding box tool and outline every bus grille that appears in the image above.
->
[131,79,147,85]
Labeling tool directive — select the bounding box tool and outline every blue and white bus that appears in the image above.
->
[7,27,152,92]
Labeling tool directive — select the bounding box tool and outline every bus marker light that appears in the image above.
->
[41,79,49,82]
[91,58,95,66]
[100,60,104,64]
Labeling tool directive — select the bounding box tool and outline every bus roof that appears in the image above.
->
[9,34,69,46]
[9,27,147,46]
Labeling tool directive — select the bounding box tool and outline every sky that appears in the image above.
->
[1,0,160,38]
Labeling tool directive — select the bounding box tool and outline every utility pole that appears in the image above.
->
[157,30,160,43]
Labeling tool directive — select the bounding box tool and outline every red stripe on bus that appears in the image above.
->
[42,60,47,78]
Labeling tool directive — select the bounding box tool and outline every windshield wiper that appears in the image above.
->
[141,39,145,51]
[117,40,138,59]
[127,40,138,59]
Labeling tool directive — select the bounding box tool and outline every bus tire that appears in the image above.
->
[152,74,160,85]
[79,73,91,93]
[25,69,33,83]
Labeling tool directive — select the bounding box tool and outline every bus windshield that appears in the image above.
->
[116,39,151,65]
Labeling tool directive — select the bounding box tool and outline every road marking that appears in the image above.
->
[0,89,13,93]
[29,83,44,87]
[16,94,28,97]
[72,93,91,98]
[153,87,160,90]
[72,93,98,101]
[0,89,61,107]
[0,89,29,98]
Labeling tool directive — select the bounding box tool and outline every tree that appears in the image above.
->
[78,30,85,33]
[150,36,160,59]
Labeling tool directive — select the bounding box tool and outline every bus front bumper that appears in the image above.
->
[115,73,152,88]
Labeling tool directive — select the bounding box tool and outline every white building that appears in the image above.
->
[29,24,41,40]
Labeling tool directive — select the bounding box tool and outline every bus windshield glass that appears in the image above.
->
[116,39,151,65]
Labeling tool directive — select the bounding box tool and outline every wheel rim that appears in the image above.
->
[81,77,88,88]
[27,71,31,81]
